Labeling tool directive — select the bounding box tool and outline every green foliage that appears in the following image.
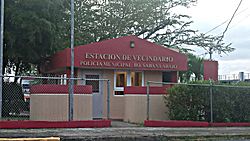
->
[4,0,234,75]
[72,0,233,57]
[4,0,68,76]
[165,81,250,122]
[179,53,204,82]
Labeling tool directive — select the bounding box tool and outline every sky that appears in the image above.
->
[182,0,250,75]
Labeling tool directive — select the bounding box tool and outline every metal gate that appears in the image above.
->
[85,74,103,119]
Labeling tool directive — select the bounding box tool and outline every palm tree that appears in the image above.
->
[179,53,203,82]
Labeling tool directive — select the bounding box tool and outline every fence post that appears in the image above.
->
[0,0,5,119]
[68,0,75,121]
[146,81,150,120]
[209,80,213,123]
[107,80,110,120]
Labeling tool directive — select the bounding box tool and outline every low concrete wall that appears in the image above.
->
[124,95,169,123]
[30,94,92,121]
[30,85,92,121]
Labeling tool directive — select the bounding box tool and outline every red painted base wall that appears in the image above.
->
[144,120,250,127]
[144,120,209,127]
[0,120,111,129]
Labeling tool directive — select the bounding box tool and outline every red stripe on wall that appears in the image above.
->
[124,85,172,95]
[30,84,92,94]
[144,120,250,127]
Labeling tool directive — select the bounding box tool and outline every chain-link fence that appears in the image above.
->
[0,75,110,121]
[146,81,250,123]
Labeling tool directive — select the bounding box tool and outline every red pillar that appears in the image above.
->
[203,60,218,81]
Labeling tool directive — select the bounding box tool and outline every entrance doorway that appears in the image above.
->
[85,74,103,119]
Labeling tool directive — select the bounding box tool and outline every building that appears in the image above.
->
[30,36,188,122]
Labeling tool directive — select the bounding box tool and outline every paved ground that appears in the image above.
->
[1,126,250,140]
[111,120,140,127]
[0,121,250,140]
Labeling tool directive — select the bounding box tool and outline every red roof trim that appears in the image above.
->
[42,36,187,73]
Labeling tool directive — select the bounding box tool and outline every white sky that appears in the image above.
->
[183,0,250,75]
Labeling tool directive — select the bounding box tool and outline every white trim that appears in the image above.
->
[113,94,125,97]
[124,94,163,97]
[141,71,145,86]
[113,70,117,90]
[115,87,124,91]
[113,70,127,96]
[127,70,131,86]
[113,70,127,92]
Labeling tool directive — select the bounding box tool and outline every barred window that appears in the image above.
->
[86,75,99,93]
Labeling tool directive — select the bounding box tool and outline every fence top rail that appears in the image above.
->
[147,81,210,87]
[147,81,250,89]
[0,75,109,81]
[212,84,250,89]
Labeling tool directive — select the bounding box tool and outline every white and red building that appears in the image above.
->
[30,36,190,122]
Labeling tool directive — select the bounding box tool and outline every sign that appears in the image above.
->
[80,53,178,70]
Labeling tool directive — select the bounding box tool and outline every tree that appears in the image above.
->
[4,0,234,77]
[4,0,68,80]
[179,53,203,82]
[71,0,232,83]
[72,0,234,56]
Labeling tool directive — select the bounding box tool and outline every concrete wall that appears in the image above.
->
[30,94,92,121]
[124,95,169,123]
[77,69,126,120]
[102,69,125,119]
[76,69,166,122]
[144,71,162,86]
[30,69,171,122]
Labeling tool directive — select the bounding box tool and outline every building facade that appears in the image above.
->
[31,36,188,122]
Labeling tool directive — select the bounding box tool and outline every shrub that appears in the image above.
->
[165,81,250,122]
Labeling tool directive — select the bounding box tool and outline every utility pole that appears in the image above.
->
[68,0,74,121]
[209,47,212,60]
[207,0,242,61]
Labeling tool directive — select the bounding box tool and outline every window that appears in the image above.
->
[86,75,99,93]
[115,72,127,87]
[131,72,142,86]
[114,71,143,95]
[162,72,172,82]
[60,74,67,85]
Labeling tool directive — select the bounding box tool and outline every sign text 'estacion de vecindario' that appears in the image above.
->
[80,53,178,69]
